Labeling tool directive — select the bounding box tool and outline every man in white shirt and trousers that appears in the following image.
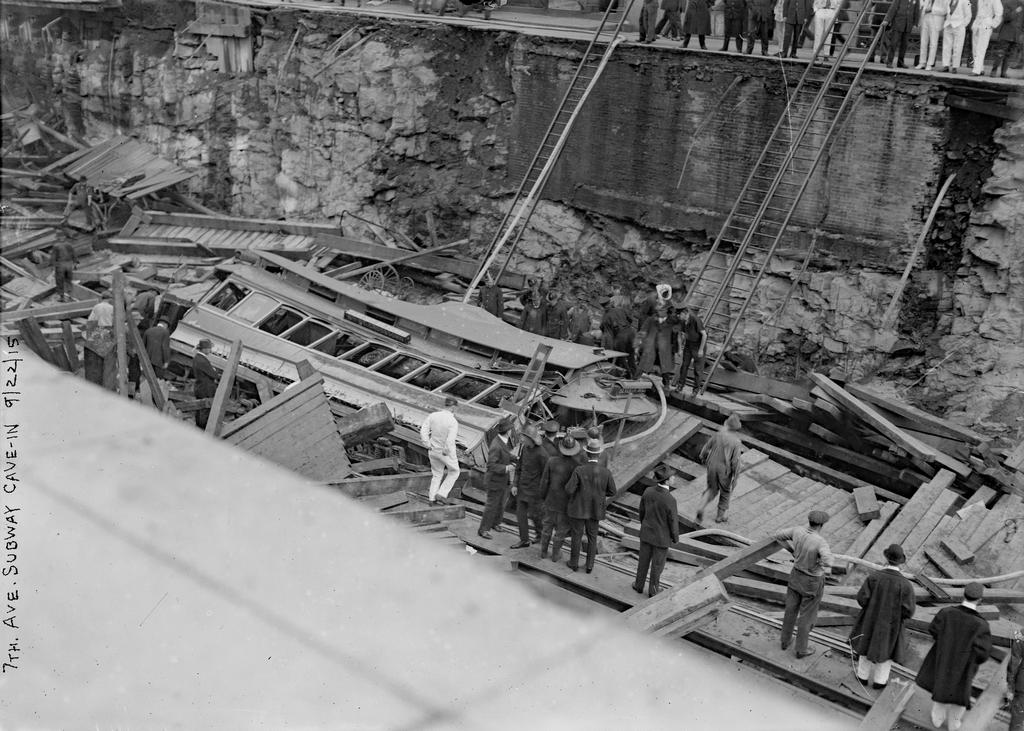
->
[918,0,951,68]
[942,0,974,69]
[971,0,1003,74]
[421,396,461,504]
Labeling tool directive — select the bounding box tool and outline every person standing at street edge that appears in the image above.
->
[773,510,834,658]
[632,464,679,597]
[916,582,993,731]
[849,543,916,690]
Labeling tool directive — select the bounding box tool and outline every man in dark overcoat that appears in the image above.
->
[477,419,516,540]
[916,582,993,730]
[192,338,218,429]
[479,274,504,320]
[849,543,916,689]
[746,0,775,54]
[512,424,549,549]
[538,435,581,561]
[564,438,617,573]
[638,304,678,388]
[722,0,748,50]
[882,0,919,67]
[1006,627,1024,731]
[632,465,679,597]
[781,0,814,56]
[143,318,171,379]
[540,420,562,460]
[542,290,569,340]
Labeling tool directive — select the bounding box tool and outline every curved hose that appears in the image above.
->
[614,377,668,448]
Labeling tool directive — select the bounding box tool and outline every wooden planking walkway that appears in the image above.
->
[610,411,701,493]
[862,470,956,565]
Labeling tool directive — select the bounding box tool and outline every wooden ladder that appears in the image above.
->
[682,0,895,394]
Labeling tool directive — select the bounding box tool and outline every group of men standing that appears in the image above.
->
[625,0,1023,75]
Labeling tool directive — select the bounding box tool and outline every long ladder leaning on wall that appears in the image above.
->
[683,0,896,394]
[463,0,638,302]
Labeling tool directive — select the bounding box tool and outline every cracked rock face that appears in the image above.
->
[7,9,1020,433]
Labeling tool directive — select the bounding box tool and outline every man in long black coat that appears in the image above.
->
[849,543,916,689]
[882,0,919,67]
[746,0,774,54]
[512,424,548,549]
[538,435,581,561]
[477,419,516,539]
[632,465,679,597]
[916,582,993,730]
[143,319,171,379]
[564,438,616,573]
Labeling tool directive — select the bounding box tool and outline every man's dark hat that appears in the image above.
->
[883,544,906,565]
[558,436,581,457]
[964,582,985,601]
[808,510,829,526]
[653,464,673,484]
[496,418,513,435]
[542,420,561,435]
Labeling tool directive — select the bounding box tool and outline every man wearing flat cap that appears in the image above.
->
[511,424,548,549]
[632,464,679,597]
[564,438,617,573]
[538,435,581,561]
[773,510,834,658]
[192,339,217,429]
[916,582,993,730]
[849,543,916,690]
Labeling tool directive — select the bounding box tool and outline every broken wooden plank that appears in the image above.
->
[219,374,323,438]
[112,271,129,397]
[384,504,465,525]
[621,574,730,637]
[923,547,963,579]
[836,501,899,566]
[330,472,433,498]
[15,317,57,366]
[693,536,781,581]
[811,374,971,476]
[853,486,881,521]
[0,298,99,324]
[844,383,985,446]
[61,321,80,371]
[914,572,951,601]
[940,537,975,565]
[958,652,1010,731]
[350,457,401,474]
[609,412,702,499]
[857,678,916,730]
[334,402,393,446]
[206,338,242,437]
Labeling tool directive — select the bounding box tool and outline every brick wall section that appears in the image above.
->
[508,42,951,267]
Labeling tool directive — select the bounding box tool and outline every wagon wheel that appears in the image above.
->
[358,264,403,297]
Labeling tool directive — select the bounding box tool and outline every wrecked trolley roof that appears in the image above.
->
[46,136,195,199]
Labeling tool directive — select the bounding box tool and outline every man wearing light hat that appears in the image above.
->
[564,438,617,573]
[773,510,834,657]
[538,435,581,561]
[511,424,549,549]
[849,543,916,690]
[916,582,993,730]
[632,464,679,597]
[192,338,217,430]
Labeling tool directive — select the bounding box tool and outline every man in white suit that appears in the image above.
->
[942,0,974,69]
[971,0,1003,73]
[918,0,951,68]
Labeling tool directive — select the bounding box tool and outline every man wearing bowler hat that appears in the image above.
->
[850,543,916,690]
[632,464,679,597]
[773,510,834,657]
[538,435,581,561]
[565,438,617,573]
[916,582,993,730]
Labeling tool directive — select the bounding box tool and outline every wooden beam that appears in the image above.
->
[349,457,401,474]
[844,383,985,446]
[336,239,469,280]
[206,339,242,437]
[939,537,974,565]
[111,271,129,397]
[334,402,394,446]
[383,504,465,524]
[811,374,971,477]
[15,317,57,366]
[621,574,730,636]
[958,653,1010,731]
[857,678,916,730]
[219,373,324,439]
[61,321,80,371]
[0,298,99,324]
[693,536,781,581]
[121,298,166,411]
[853,486,881,521]
[330,472,433,498]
